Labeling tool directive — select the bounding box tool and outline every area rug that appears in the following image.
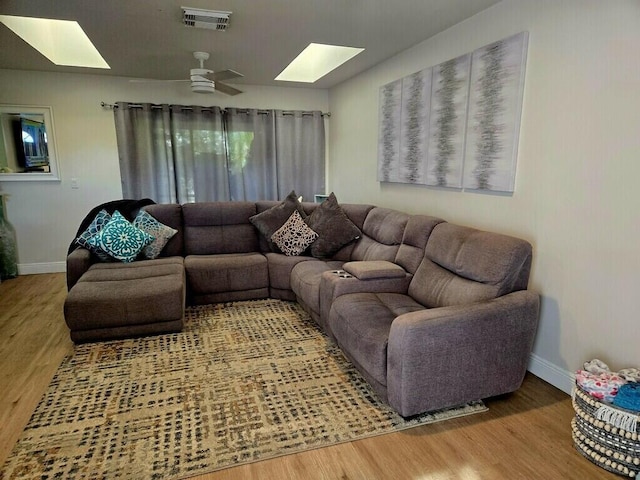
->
[1,299,486,479]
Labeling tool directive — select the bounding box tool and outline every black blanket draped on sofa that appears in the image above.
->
[67,198,156,255]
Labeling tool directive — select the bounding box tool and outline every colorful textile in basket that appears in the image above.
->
[583,358,640,382]
[613,382,640,412]
[619,368,640,382]
[575,369,626,403]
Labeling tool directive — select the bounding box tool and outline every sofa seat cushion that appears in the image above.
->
[185,253,268,296]
[290,260,345,316]
[265,253,320,292]
[329,293,425,387]
[79,256,184,281]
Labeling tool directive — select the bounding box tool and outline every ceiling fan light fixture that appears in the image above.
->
[182,7,231,31]
[190,68,215,93]
[191,80,216,94]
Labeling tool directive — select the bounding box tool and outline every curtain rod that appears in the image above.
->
[101,102,330,117]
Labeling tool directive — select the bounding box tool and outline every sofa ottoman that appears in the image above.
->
[64,257,185,343]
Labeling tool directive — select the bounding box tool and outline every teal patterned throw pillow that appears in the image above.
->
[75,209,113,261]
[133,210,178,259]
[87,210,154,263]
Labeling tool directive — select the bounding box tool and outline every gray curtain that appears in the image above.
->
[114,103,176,203]
[225,108,277,201]
[170,105,229,202]
[114,102,325,203]
[274,110,325,202]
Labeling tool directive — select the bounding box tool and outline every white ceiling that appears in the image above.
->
[0,0,500,89]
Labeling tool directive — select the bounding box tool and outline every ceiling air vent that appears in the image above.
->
[182,7,231,31]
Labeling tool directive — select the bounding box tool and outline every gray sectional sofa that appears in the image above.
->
[64,197,540,416]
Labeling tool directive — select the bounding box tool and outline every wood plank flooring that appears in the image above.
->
[0,273,615,479]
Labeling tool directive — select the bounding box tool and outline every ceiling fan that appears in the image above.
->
[131,51,243,95]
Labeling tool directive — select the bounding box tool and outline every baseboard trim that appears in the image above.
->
[17,262,66,275]
[528,353,575,395]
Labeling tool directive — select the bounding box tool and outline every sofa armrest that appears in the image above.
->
[387,290,540,417]
[343,260,406,280]
[66,247,93,291]
[318,270,412,327]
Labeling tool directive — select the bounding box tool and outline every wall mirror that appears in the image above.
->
[0,105,61,181]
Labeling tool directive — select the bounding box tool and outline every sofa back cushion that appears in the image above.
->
[408,223,533,308]
[183,202,259,255]
[142,204,184,257]
[349,207,409,263]
[338,203,374,230]
[395,215,445,274]
[330,203,375,260]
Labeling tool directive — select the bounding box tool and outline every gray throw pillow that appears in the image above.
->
[133,210,178,260]
[305,193,361,258]
[249,190,306,252]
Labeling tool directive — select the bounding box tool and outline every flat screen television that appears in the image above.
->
[12,117,49,169]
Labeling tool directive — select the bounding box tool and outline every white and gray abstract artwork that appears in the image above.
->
[377,32,528,192]
[398,68,432,184]
[426,54,471,188]
[377,79,402,182]
[463,32,528,192]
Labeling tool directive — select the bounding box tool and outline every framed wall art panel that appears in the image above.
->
[398,67,432,184]
[377,79,402,182]
[425,54,471,188]
[463,32,529,192]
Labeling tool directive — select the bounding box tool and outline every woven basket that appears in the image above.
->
[572,383,640,477]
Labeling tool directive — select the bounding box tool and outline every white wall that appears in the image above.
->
[328,0,640,391]
[0,70,328,273]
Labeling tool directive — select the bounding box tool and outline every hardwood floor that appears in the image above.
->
[0,273,615,479]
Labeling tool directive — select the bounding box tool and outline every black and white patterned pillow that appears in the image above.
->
[271,210,318,256]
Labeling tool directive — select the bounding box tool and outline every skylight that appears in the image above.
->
[0,15,110,69]
[275,43,364,83]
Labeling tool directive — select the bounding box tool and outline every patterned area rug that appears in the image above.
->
[1,299,486,479]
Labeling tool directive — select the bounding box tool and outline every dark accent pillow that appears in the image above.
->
[305,192,361,259]
[249,190,306,252]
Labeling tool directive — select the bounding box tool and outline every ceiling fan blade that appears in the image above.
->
[129,79,189,83]
[209,69,243,82]
[215,82,243,96]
